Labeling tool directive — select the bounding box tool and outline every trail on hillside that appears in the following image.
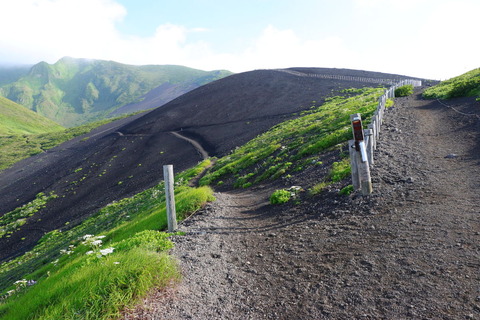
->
[170,131,209,160]
[124,88,479,319]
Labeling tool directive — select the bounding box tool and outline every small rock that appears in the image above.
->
[445,154,458,159]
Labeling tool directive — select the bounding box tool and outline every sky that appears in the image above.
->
[0,0,478,80]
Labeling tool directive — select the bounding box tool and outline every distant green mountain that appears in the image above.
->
[0,65,31,86]
[0,57,232,127]
[0,95,63,135]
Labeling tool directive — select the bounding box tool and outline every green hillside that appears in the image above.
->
[423,68,480,100]
[0,96,63,135]
[0,87,386,319]
[0,114,144,172]
[0,57,232,127]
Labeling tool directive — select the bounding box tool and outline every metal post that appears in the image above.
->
[163,164,177,232]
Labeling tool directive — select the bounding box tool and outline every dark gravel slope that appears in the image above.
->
[125,89,479,319]
[0,68,418,262]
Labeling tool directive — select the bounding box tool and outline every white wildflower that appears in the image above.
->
[96,235,106,239]
[83,234,94,240]
[113,261,120,265]
[99,247,114,256]
[85,250,94,255]
[91,239,103,246]
[14,279,27,286]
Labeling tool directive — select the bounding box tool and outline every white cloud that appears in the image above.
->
[191,25,357,72]
[0,0,126,63]
[0,0,477,80]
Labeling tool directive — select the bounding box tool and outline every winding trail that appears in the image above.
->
[125,89,480,319]
[170,131,209,160]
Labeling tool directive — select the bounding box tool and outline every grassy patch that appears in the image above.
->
[0,96,63,135]
[423,68,480,100]
[269,189,292,204]
[394,84,414,97]
[269,186,301,205]
[310,158,351,195]
[0,113,143,172]
[0,161,214,319]
[0,192,58,238]
[200,87,384,188]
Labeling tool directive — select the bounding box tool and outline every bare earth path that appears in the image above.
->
[125,89,479,319]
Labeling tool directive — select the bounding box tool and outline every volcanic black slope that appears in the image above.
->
[0,68,421,261]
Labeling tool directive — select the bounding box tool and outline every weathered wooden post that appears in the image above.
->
[163,164,177,232]
[364,129,374,165]
[350,114,373,195]
[349,139,360,190]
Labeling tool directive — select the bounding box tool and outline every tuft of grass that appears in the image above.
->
[339,185,354,195]
[269,189,292,205]
[394,84,414,97]
[310,158,351,196]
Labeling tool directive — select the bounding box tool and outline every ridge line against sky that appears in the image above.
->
[0,0,478,80]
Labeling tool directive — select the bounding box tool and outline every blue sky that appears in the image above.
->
[0,0,478,79]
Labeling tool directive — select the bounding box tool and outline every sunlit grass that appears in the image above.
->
[200,87,384,188]
[0,160,214,319]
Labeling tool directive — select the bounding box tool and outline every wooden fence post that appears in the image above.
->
[349,140,360,190]
[163,164,177,232]
[357,141,373,195]
[350,114,373,195]
[364,129,374,165]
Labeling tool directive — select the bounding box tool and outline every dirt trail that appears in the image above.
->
[125,89,480,319]
[170,131,209,160]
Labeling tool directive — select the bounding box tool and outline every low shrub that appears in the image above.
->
[269,189,291,204]
[394,84,414,97]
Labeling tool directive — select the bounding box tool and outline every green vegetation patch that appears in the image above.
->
[0,96,64,135]
[0,192,58,238]
[423,68,480,100]
[0,113,141,172]
[394,84,414,97]
[269,186,302,205]
[0,160,214,319]
[310,158,351,196]
[200,87,384,188]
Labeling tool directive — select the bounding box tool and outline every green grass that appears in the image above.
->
[0,192,58,238]
[423,68,480,100]
[310,158,351,195]
[269,189,292,204]
[0,96,64,135]
[394,84,414,97]
[200,87,384,188]
[0,160,214,319]
[0,113,142,172]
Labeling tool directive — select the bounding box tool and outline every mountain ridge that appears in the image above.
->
[0,57,232,127]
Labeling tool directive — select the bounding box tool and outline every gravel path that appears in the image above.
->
[124,88,479,319]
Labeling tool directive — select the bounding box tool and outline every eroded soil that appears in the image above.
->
[125,89,479,319]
